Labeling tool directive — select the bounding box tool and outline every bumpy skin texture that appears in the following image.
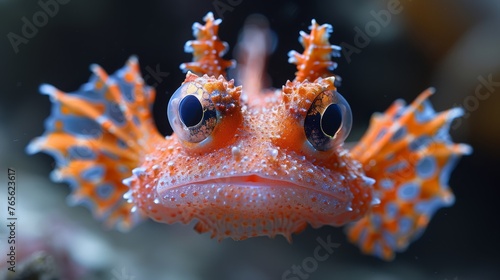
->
[28,12,470,260]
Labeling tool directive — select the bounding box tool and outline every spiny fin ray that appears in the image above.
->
[27,57,161,230]
[347,88,471,260]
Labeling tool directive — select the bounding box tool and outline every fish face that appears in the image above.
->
[126,73,374,240]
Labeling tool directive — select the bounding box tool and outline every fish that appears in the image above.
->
[27,12,471,260]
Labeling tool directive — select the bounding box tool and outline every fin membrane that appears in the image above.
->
[27,57,160,230]
[347,88,472,260]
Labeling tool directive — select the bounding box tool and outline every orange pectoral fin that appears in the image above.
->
[27,57,162,230]
[347,88,471,260]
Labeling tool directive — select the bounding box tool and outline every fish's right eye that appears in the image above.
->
[167,82,218,143]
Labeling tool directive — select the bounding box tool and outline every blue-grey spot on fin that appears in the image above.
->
[416,156,437,179]
[63,117,102,138]
[81,166,105,182]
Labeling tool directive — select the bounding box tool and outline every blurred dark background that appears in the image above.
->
[1,0,499,279]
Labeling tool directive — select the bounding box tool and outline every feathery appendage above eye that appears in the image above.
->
[180,12,235,77]
[288,19,341,83]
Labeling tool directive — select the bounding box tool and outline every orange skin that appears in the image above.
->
[129,73,373,240]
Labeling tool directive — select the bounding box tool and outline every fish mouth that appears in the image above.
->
[143,170,372,240]
[171,174,315,188]
[156,173,351,208]
[152,172,359,239]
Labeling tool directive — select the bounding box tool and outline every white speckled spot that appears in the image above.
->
[132,167,146,176]
[269,148,278,159]
[231,145,241,160]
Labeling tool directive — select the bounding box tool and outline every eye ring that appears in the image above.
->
[167,82,218,143]
[304,90,352,151]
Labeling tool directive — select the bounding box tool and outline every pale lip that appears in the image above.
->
[155,172,354,218]
[157,173,350,201]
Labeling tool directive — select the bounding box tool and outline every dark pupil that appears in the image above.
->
[321,104,342,137]
[179,95,203,127]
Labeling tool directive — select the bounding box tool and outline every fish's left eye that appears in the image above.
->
[167,82,218,143]
[304,90,352,151]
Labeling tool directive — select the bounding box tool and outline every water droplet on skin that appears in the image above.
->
[132,167,146,176]
[269,148,279,159]
[231,146,242,161]
[167,161,175,170]
[123,190,132,199]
